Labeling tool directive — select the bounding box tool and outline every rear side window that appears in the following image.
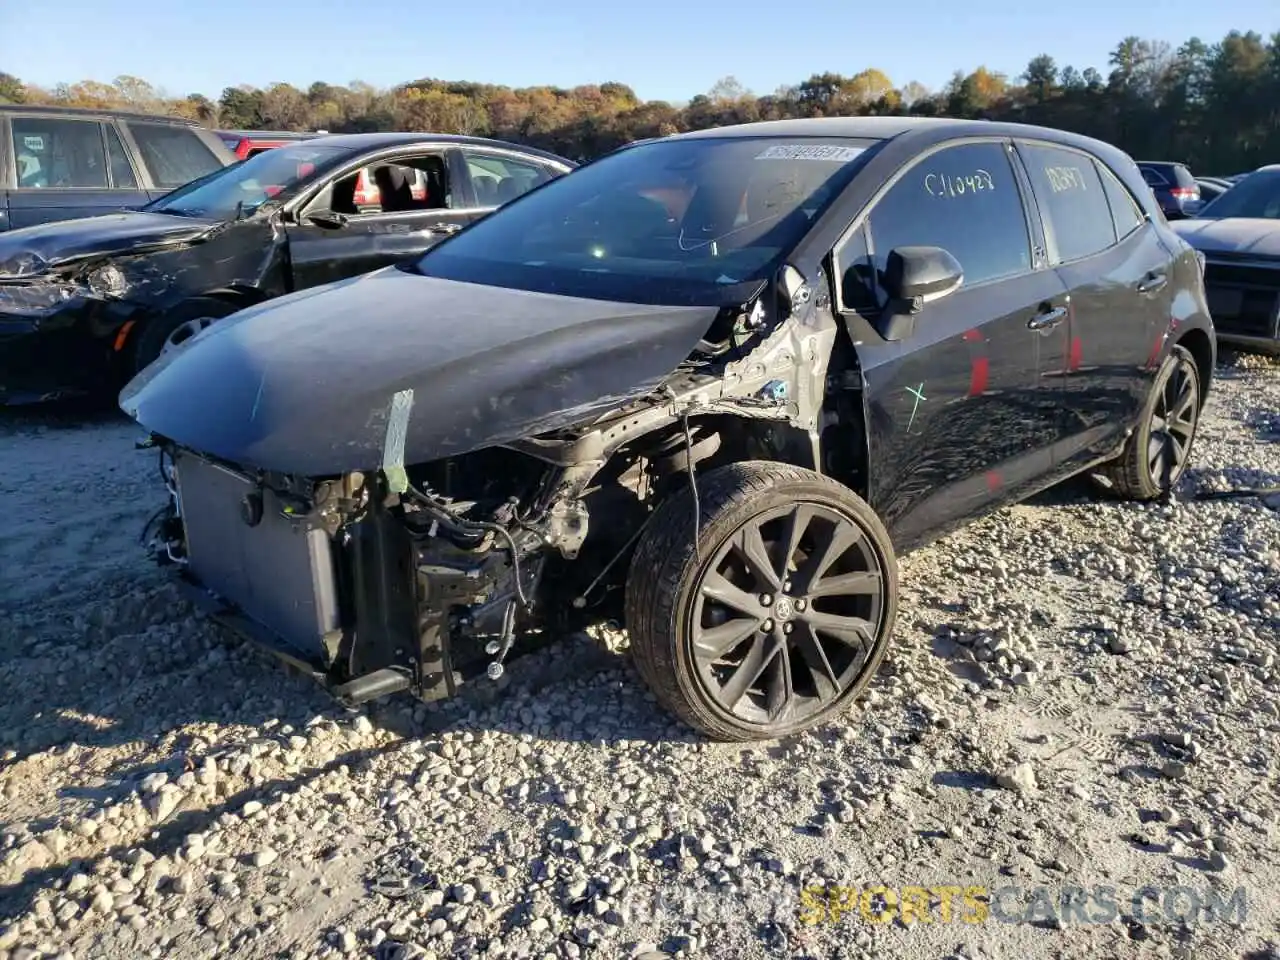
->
[862,141,1032,295]
[1097,162,1144,240]
[104,125,138,189]
[127,122,222,188]
[1021,143,1116,263]
[463,151,555,207]
[1140,167,1168,187]
[11,117,108,189]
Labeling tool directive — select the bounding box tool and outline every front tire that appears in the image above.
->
[1097,344,1202,500]
[625,461,898,742]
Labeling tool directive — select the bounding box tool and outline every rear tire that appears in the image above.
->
[625,461,898,742]
[1096,344,1202,500]
[128,296,242,377]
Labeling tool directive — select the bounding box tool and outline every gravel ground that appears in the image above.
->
[0,351,1277,960]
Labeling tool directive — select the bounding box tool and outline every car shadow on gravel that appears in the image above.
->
[0,631,711,923]
[0,732,413,922]
[0,396,126,436]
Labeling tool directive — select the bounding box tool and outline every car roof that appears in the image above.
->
[0,103,204,126]
[674,116,964,141]
[297,131,577,167]
[667,116,1135,158]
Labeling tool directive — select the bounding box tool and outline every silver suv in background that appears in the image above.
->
[1,105,236,231]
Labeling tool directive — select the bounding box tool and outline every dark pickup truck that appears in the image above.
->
[1,105,236,231]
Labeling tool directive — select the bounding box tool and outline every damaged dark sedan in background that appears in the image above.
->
[0,132,574,404]
[122,117,1216,741]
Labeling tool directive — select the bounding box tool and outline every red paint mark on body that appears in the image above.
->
[1069,336,1083,372]
[962,328,982,343]
[968,357,989,396]
[985,470,1002,492]
[1145,333,1165,369]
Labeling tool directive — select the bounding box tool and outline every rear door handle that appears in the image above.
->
[429,223,462,236]
[1136,271,1168,294]
[1027,306,1068,332]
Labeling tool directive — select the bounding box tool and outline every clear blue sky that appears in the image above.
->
[1,0,1274,104]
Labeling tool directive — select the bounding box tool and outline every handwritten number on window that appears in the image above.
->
[1044,165,1087,193]
[924,169,996,198]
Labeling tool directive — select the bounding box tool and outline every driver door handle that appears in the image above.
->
[429,223,462,236]
[1136,271,1168,294]
[1027,305,1068,332]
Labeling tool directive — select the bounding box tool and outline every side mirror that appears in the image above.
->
[875,245,964,341]
[307,211,349,230]
[883,246,964,303]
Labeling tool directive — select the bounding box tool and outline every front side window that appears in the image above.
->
[413,135,880,306]
[11,117,108,189]
[464,151,554,206]
[1196,169,1280,220]
[858,140,1031,302]
[1022,143,1117,263]
[126,122,223,188]
[320,154,453,216]
[146,143,351,220]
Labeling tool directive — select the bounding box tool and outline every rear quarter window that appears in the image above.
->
[127,122,223,188]
[1096,162,1145,240]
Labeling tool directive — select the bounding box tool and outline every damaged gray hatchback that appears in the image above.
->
[121,117,1214,741]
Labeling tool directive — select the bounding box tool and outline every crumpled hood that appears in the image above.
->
[0,212,219,277]
[1170,217,1280,259]
[120,265,723,476]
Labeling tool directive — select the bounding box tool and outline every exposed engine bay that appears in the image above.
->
[139,264,867,707]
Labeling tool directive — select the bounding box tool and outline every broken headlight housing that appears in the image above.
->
[86,263,129,299]
[0,251,48,280]
[0,281,75,317]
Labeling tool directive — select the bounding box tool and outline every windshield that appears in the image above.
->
[145,143,352,220]
[413,136,879,305]
[1196,169,1280,220]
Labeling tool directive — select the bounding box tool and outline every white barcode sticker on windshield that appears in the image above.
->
[755,144,864,162]
[22,136,44,151]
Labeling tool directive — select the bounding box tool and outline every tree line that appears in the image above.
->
[2,28,1278,174]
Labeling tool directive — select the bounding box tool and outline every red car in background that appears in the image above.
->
[216,129,427,207]
[216,129,322,160]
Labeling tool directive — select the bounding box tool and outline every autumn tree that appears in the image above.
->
[5,26,1277,172]
[0,71,26,103]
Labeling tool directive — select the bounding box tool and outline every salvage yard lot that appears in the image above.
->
[1,352,1278,960]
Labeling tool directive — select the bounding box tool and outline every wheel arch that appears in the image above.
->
[116,287,263,358]
[1175,327,1214,400]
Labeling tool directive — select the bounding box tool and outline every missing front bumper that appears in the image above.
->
[170,450,457,705]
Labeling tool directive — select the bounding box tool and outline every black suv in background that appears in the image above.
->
[0,106,236,230]
[1137,161,1202,219]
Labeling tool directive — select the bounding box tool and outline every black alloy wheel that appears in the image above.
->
[1097,344,1203,501]
[626,462,898,741]
[1146,351,1200,488]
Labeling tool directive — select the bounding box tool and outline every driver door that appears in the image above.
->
[285,147,480,289]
